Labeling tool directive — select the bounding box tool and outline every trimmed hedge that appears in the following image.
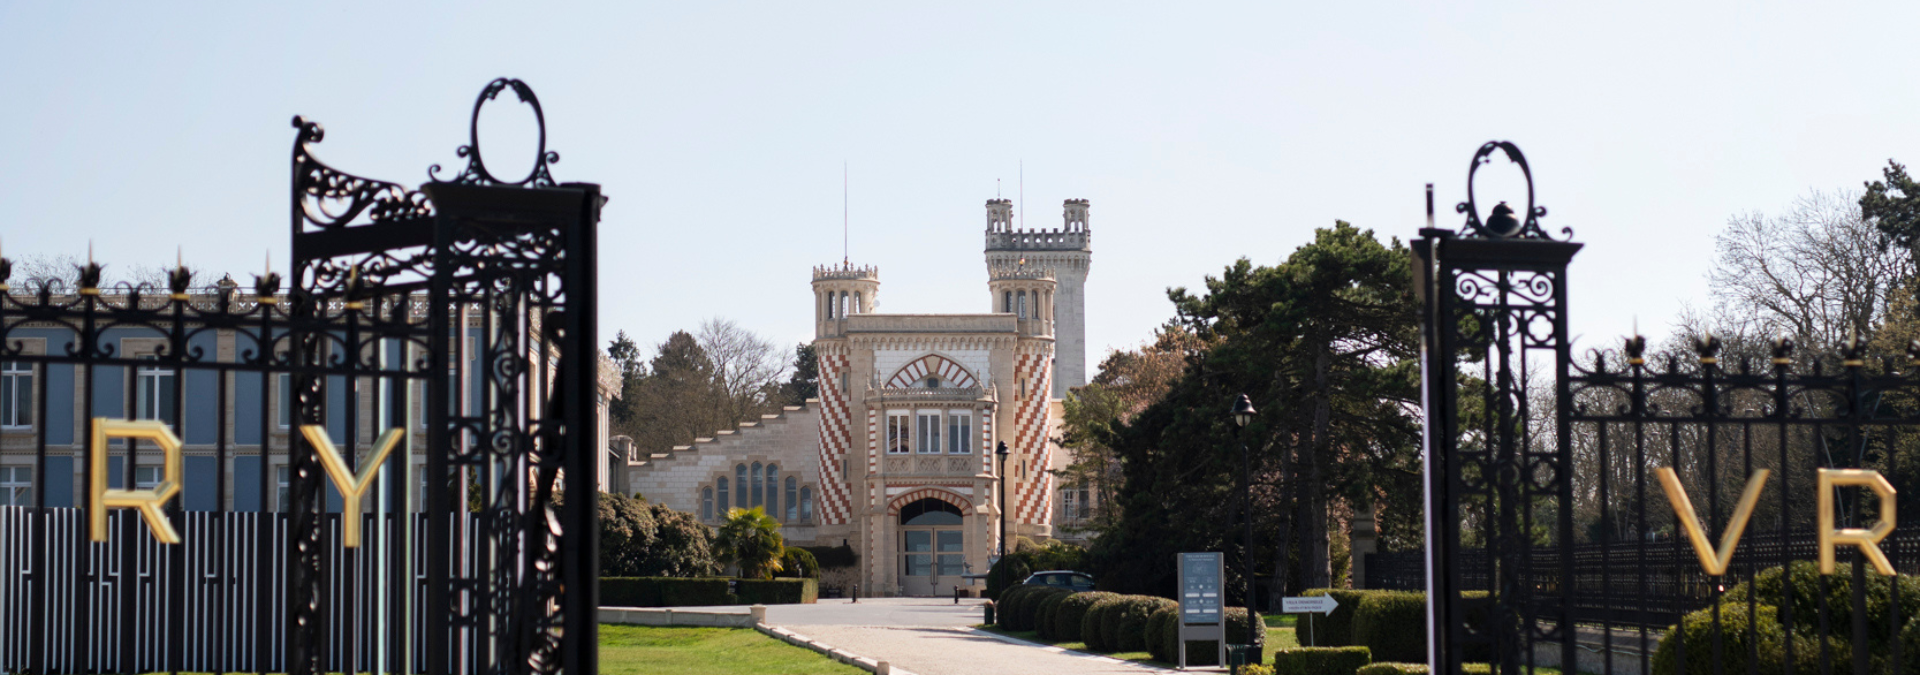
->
[1016,587,1073,632]
[1242,666,1276,675]
[736,578,817,604]
[1272,646,1373,675]
[1054,591,1118,643]
[1081,595,1131,652]
[1301,589,1380,646]
[1148,606,1265,666]
[601,577,733,607]
[1353,591,1427,663]
[1103,595,1177,654]
[601,577,815,606]
[993,585,1033,629]
[1034,591,1073,640]
[1356,664,1427,675]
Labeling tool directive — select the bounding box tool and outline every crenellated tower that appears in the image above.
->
[985,198,1092,398]
[807,263,877,526]
[812,264,879,338]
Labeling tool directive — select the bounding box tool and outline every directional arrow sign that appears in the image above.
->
[1281,595,1339,615]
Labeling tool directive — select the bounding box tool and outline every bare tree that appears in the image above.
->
[1704,190,1912,353]
[696,317,790,424]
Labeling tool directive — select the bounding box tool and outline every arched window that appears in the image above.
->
[701,487,714,521]
[785,477,798,521]
[1003,291,1012,313]
[1017,291,1028,319]
[751,463,764,508]
[716,478,729,514]
[800,487,813,522]
[735,464,748,508]
[765,464,779,517]
[839,291,849,318]
[824,292,834,319]
[899,498,964,526]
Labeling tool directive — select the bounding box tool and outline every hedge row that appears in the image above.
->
[1273,647,1372,675]
[1351,664,1492,675]
[997,584,1073,632]
[1146,606,1265,666]
[1298,588,1491,663]
[600,577,816,607]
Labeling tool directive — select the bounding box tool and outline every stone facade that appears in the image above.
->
[614,199,1094,597]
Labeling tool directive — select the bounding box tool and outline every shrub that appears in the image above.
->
[1035,591,1073,640]
[1353,591,1427,663]
[986,553,1034,601]
[776,547,821,579]
[994,585,1034,628]
[1081,595,1131,652]
[1242,666,1276,675]
[641,503,719,576]
[1103,595,1177,654]
[1023,539,1090,575]
[1272,646,1373,675]
[1301,588,1384,646]
[1054,591,1118,643]
[799,544,858,569]
[1356,664,1428,675]
[597,492,659,577]
[1649,561,1919,674]
[1145,606,1179,662]
[1016,587,1073,632]
[735,578,816,604]
[1152,606,1266,666]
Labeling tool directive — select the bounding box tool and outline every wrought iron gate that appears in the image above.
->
[1418,142,1920,675]
[0,78,603,675]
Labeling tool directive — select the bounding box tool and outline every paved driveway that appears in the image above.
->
[753,598,1176,675]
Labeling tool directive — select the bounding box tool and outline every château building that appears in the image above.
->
[616,198,1096,596]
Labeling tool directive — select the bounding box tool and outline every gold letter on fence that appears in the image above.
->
[1818,468,1897,575]
[1656,467,1769,576]
[300,425,404,548]
[89,419,184,544]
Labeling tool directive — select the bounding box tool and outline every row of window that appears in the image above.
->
[884,410,974,454]
[1001,290,1050,320]
[0,360,464,434]
[699,462,814,523]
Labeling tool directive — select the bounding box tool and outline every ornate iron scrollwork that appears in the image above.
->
[1454,141,1573,241]
[292,116,434,231]
[428,78,561,187]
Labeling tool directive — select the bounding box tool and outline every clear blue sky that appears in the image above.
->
[6,2,1920,376]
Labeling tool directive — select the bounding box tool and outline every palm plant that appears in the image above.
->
[714,506,785,579]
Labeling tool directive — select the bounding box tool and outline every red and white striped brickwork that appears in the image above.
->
[813,351,857,524]
[1011,350,1055,524]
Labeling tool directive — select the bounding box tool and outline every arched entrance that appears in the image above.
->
[897,498,966,596]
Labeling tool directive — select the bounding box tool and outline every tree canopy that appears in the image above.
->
[1082,222,1421,603]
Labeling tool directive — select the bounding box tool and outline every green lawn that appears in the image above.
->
[599,624,864,675]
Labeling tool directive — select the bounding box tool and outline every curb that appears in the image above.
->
[756,623,914,675]
[966,628,1182,672]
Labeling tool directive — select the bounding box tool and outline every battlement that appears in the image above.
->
[988,262,1056,282]
[812,264,879,282]
[985,229,1092,252]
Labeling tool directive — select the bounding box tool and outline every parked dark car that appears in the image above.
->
[1023,570,1096,592]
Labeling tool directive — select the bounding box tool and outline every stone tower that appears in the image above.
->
[984,198,1091,398]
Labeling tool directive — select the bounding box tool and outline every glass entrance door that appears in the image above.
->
[897,498,967,596]
[901,527,963,596]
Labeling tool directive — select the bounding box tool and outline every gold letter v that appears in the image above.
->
[1655,468,1768,576]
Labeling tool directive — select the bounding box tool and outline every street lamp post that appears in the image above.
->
[1232,394,1259,665]
[996,441,1011,557]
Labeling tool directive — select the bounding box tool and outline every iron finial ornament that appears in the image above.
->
[1455,141,1571,241]
[1773,332,1796,366]
[1693,330,1722,365]
[428,78,561,187]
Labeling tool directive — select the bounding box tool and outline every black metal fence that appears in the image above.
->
[0,78,602,675]
[1416,142,1920,674]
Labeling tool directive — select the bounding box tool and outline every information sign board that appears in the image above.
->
[1178,552,1223,625]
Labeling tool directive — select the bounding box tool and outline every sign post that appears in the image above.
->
[1280,595,1339,647]
[1177,552,1227,669]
